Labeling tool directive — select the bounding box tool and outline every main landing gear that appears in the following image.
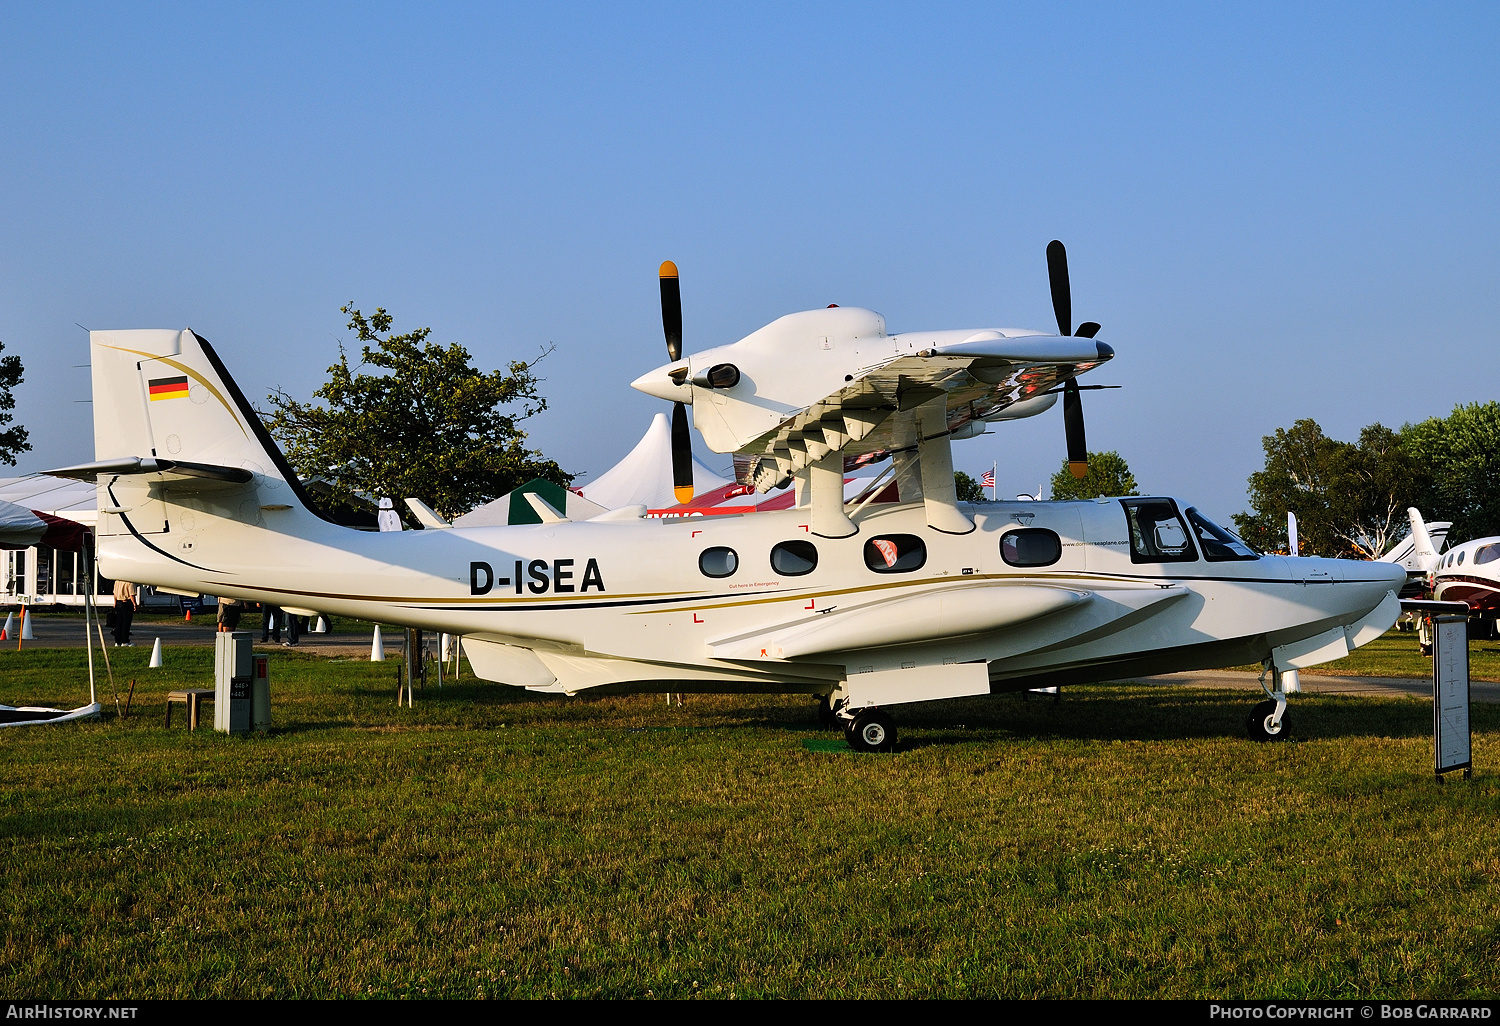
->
[818,695,898,753]
[845,708,897,753]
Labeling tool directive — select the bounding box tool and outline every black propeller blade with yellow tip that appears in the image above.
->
[1046,240,1102,480]
[659,261,695,505]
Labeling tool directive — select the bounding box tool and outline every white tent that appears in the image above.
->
[579,412,732,510]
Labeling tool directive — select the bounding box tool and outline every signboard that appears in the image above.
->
[1432,615,1472,780]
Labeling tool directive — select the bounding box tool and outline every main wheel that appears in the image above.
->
[1246,699,1289,742]
[816,694,837,729]
[845,709,897,753]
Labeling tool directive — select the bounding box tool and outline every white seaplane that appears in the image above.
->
[50,243,1406,750]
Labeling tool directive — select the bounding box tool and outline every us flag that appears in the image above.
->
[980,469,995,489]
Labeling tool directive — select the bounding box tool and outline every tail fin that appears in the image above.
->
[77,328,328,520]
[1379,506,1443,571]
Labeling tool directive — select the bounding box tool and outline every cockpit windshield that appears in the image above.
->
[1185,507,1259,561]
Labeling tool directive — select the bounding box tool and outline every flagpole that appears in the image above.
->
[991,461,997,501]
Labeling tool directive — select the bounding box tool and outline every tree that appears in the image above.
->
[263,305,570,522]
[0,340,31,465]
[1400,402,1500,543]
[1233,418,1427,558]
[1049,450,1138,501]
[954,471,985,502]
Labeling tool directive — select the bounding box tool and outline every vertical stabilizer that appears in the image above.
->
[1407,507,1439,571]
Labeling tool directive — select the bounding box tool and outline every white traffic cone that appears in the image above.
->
[314,615,329,633]
[149,637,163,668]
[370,624,385,662]
[20,608,34,640]
[1,611,12,640]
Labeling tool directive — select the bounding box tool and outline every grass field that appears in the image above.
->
[2,638,1498,999]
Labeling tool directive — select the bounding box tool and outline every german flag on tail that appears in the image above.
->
[148,375,190,401]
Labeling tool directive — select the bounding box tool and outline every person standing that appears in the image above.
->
[217,597,242,633]
[112,580,137,646]
[261,604,282,644]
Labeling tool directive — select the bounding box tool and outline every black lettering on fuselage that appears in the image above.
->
[470,561,493,595]
[581,558,605,593]
[527,559,550,594]
[471,557,603,596]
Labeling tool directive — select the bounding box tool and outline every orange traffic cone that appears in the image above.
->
[185,608,192,621]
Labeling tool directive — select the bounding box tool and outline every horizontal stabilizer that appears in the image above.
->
[46,457,254,486]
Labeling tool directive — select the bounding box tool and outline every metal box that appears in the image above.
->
[214,631,254,734]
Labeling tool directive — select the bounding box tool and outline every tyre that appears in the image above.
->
[1246,699,1288,742]
[846,709,897,753]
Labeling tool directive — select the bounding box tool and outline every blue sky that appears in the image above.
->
[1,3,1495,521]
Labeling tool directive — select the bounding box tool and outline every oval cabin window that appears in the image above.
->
[770,540,819,576]
[864,534,926,573]
[699,547,738,578]
[1000,528,1062,567]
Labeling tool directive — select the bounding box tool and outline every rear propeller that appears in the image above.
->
[659,261,696,505]
[1046,240,1102,479]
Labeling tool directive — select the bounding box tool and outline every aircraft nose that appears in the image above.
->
[631,360,692,403]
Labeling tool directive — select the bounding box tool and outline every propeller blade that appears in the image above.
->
[1046,240,1072,337]
[671,401,695,504]
[1075,321,1101,339]
[1063,378,1088,478]
[660,260,682,361]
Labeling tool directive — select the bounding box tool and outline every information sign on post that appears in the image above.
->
[1432,614,1473,781]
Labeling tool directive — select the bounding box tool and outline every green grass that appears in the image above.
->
[2,644,1498,999]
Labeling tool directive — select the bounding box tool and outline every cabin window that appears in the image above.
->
[699,546,739,578]
[1000,528,1062,567]
[864,534,926,573]
[770,540,819,576]
[1458,550,1466,565]
[1476,544,1500,565]
[1120,499,1198,563]
[1184,508,1259,561]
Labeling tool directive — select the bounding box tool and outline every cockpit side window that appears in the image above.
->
[1120,499,1198,563]
[1184,508,1259,562]
[1476,544,1500,566]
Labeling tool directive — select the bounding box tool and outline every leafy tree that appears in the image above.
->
[954,471,985,502]
[1233,418,1427,558]
[0,340,30,465]
[263,305,570,522]
[1400,402,1500,543]
[1049,450,1138,500]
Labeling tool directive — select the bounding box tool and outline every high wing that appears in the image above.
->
[632,305,1112,491]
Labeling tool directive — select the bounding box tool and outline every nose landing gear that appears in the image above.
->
[1247,699,1289,742]
[1247,660,1291,742]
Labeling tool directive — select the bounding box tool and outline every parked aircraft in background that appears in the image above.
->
[51,243,1406,750]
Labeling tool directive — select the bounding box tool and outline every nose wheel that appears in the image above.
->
[844,708,898,753]
[1247,699,1289,742]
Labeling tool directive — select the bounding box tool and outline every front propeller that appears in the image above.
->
[659,261,695,505]
[1046,240,1101,479]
